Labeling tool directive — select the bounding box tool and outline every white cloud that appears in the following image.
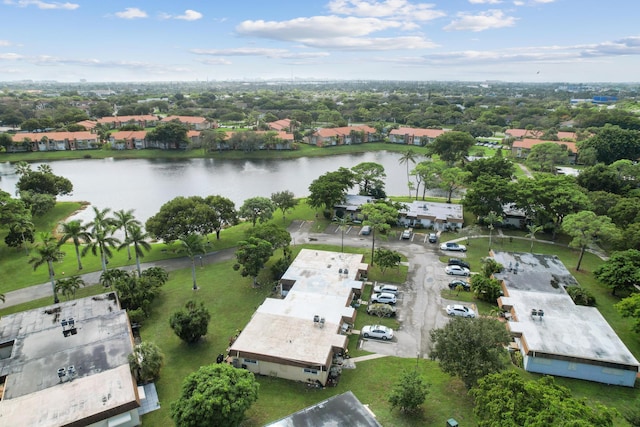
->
[326,0,446,22]
[469,0,502,4]
[175,9,203,21]
[115,7,147,19]
[196,58,232,65]
[0,52,23,60]
[303,35,436,50]
[4,0,78,9]
[0,40,11,46]
[444,9,517,32]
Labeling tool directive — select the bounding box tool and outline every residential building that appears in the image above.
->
[511,138,578,162]
[109,130,148,150]
[388,127,446,146]
[334,194,376,221]
[494,251,639,387]
[504,129,577,141]
[11,131,99,152]
[267,118,293,132]
[160,115,212,130]
[306,125,378,147]
[398,200,464,231]
[97,115,158,129]
[0,293,142,426]
[229,249,368,386]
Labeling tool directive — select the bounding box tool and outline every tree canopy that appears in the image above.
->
[169,300,211,344]
[270,190,298,222]
[430,317,511,389]
[471,371,617,427]
[170,363,259,427]
[351,162,386,198]
[307,167,355,212]
[427,131,476,164]
[562,211,618,270]
[238,196,275,226]
[388,369,429,413]
[234,237,273,286]
[145,196,218,242]
[594,249,640,296]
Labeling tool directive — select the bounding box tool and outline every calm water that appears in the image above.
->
[0,152,422,225]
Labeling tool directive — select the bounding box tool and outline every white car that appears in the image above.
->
[440,242,467,252]
[401,229,412,239]
[371,292,397,305]
[446,304,476,318]
[445,265,470,276]
[361,325,394,340]
[373,284,399,295]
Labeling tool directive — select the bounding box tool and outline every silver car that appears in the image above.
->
[371,292,397,305]
[361,324,394,340]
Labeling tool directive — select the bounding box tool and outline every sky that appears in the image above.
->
[1,0,640,83]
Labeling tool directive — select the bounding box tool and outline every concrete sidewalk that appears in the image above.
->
[2,248,236,308]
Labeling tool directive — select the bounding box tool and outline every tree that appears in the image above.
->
[238,197,275,227]
[577,125,640,165]
[204,195,237,240]
[398,149,418,196]
[234,237,273,287]
[28,232,66,303]
[54,275,85,300]
[615,293,640,333]
[430,317,511,389]
[16,167,73,199]
[464,154,515,182]
[388,369,429,413]
[411,161,443,200]
[360,202,400,266]
[128,341,164,384]
[111,269,165,317]
[169,300,211,344]
[58,219,91,270]
[462,175,513,218]
[525,142,569,172]
[374,248,402,273]
[118,224,151,277]
[562,211,618,271]
[0,132,13,152]
[146,196,218,243]
[99,268,130,288]
[270,190,298,222]
[427,131,476,165]
[5,214,34,254]
[245,223,291,255]
[84,207,120,274]
[19,191,56,216]
[439,167,470,203]
[112,209,140,261]
[594,249,640,296]
[351,162,386,197]
[170,363,259,427]
[307,167,355,212]
[146,119,189,149]
[471,371,617,427]
[470,274,503,302]
[484,211,503,249]
[177,234,207,290]
[525,223,544,252]
[0,190,30,231]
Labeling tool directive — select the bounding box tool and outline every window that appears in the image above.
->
[304,368,318,375]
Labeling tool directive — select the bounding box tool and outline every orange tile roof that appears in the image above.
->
[161,115,208,124]
[390,127,446,138]
[76,120,97,129]
[268,119,291,131]
[316,125,375,138]
[512,138,577,153]
[12,131,97,142]
[97,115,158,124]
[110,131,147,140]
[505,129,576,141]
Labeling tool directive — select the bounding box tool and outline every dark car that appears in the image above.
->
[428,233,438,243]
[448,279,471,291]
[448,258,470,269]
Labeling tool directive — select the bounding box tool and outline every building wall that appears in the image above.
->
[86,409,140,427]
[231,357,330,385]
[523,354,637,387]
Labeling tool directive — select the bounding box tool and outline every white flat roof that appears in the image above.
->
[493,251,578,294]
[400,201,463,223]
[502,290,639,368]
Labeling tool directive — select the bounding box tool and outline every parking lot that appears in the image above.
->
[288,220,471,359]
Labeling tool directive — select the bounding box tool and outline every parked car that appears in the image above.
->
[445,265,470,276]
[428,233,438,243]
[373,284,399,295]
[367,303,397,317]
[446,304,476,318]
[361,225,371,235]
[361,324,394,340]
[401,229,412,239]
[440,242,467,252]
[371,292,397,305]
[448,258,470,269]
[448,279,471,291]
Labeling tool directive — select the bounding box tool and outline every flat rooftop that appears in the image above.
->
[400,201,463,222]
[493,251,578,294]
[502,290,639,369]
[0,293,139,426]
[282,250,367,291]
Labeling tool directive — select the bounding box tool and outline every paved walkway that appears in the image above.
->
[2,248,236,308]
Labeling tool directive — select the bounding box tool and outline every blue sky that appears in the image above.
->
[1,0,639,83]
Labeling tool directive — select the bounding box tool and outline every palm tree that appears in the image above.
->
[398,149,418,197]
[55,275,85,300]
[37,164,53,174]
[29,232,66,303]
[83,226,121,274]
[58,219,91,270]
[119,224,151,276]
[525,223,544,252]
[178,234,207,290]
[485,211,503,249]
[14,160,31,176]
[11,215,34,255]
[100,269,130,289]
[113,209,140,261]
[128,342,164,383]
